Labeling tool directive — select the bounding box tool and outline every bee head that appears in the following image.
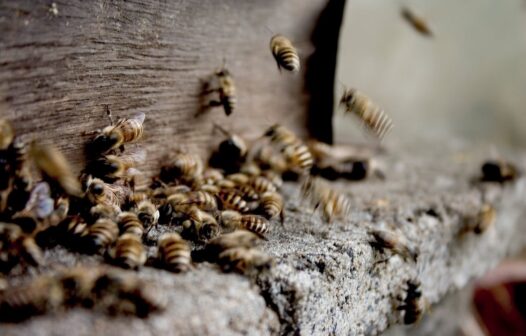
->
[89,182,104,196]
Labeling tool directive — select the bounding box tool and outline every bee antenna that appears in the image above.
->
[212,123,230,136]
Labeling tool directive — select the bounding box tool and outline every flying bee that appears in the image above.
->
[401,7,434,37]
[369,229,418,263]
[109,233,147,270]
[0,118,14,150]
[397,280,428,324]
[262,124,313,173]
[204,230,262,259]
[217,247,273,274]
[86,177,122,208]
[136,200,159,229]
[117,211,144,237]
[249,176,278,195]
[89,111,145,154]
[160,152,203,184]
[253,145,288,174]
[29,142,82,197]
[481,159,519,182]
[194,167,224,188]
[221,210,270,237]
[179,190,218,212]
[301,177,351,222]
[260,170,284,189]
[258,191,285,224]
[217,189,250,212]
[88,150,146,181]
[85,218,119,253]
[199,184,220,195]
[270,34,301,73]
[181,208,220,242]
[157,232,192,273]
[199,66,236,117]
[89,203,121,222]
[208,124,248,173]
[340,88,393,140]
[227,173,250,185]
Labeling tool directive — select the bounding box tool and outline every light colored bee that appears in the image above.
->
[217,247,273,274]
[179,190,218,212]
[204,230,262,257]
[0,118,14,150]
[161,152,203,183]
[201,67,237,116]
[182,208,221,242]
[213,123,248,158]
[368,229,418,263]
[91,150,146,180]
[90,111,145,153]
[270,34,300,73]
[301,177,351,222]
[259,191,284,224]
[340,88,393,140]
[221,210,270,237]
[85,218,119,253]
[29,142,82,197]
[136,200,159,229]
[117,211,144,237]
[86,177,122,208]
[217,189,249,212]
[401,7,434,37]
[157,232,192,273]
[263,124,313,173]
[110,233,147,269]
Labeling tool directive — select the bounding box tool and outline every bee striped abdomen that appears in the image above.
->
[157,233,191,273]
[270,35,300,73]
[117,211,144,237]
[111,233,146,269]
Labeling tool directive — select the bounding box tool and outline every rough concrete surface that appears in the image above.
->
[1,143,526,336]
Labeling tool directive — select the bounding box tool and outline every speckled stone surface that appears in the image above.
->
[1,145,525,336]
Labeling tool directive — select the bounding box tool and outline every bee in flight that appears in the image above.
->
[198,64,236,117]
[270,34,300,73]
[401,7,434,38]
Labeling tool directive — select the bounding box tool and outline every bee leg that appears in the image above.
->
[207,100,223,108]
[105,105,115,125]
[118,145,125,153]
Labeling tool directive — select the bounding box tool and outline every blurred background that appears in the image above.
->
[334,0,526,149]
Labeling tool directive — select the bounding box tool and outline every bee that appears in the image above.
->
[49,196,70,225]
[474,203,496,234]
[208,124,247,173]
[263,124,313,173]
[481,160,518,182]
[217,189,250,212]
[199,184,220,195]
[253,145,288,173]
[340,88,393,140]
[0,118,14,150]
[29,142,82,197]
[85,218,119,253]
[89,203,121,222]
[179,191,218,212]
[301,177,351,222]
[204,230,262,259]
[89,111,145,153]
[0,276,64,322]
[109,233,147,269]
[86,177,122,208]
[200,67,236,117]
[217,247,273,274]
[117,211,144,237]
[136,200,159,229]
[397,280,428,324]
[369,229,418,263]
[160,152,203,184]
[88,150,146,181]
[11,181,54,232]
[270,34,301,73]
[401,7,434,37]
[260,170,283,189]
[181,208,221,242]
[221,210,270,237]
[227,173,250,185]
[157,232,192,273]
[259,191,285,224]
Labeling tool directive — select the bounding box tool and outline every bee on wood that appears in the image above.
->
[221,210,270,237]
[397,280,428,324]
[0,118,14,150]
[86,177,122,208]
[117,211,144,237]
[217,247,273,274]
[253,145,288,174]
[481,160,519,183]
[85,218,119,253]
[217,189,250,213]
[151,184,191,200]
[109,233,146,270]
[199,66,236,117]
[136,200,159,229]
[369,229,418,263]
[89,111,145,154]
[198,184,220,195]
[181,208,221,242]
[204,230,262,259]
[88,150,146,181]
[260,170,283,189]
[340,88,393,140]
[270,34,301,73]
[179,190,218,212]
[301,177,351,222]
[29,142,82,197]
[157,232,192,273]
[160,152,203,184]
[0,276,64,322]
[89,203,121,222]
[401,7,434,37]
[258,191,285,224]
[263,124,313,174]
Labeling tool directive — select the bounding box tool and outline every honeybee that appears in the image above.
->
[301,177,351,222]
[89,203,121,222]
[117,211,144,237]
[221,210,270,237]
[136,200,159,229]
[181,208,220,242]
[397,280,428,324]
[474,203,496,234]
[57,267,98,307]
[85,218,119,253]
[217,247,273,274]
[88,150,146,181]
[200,67,236,116]
[89,111,145,154]
[258,191,285,224]
[340,88,393,140]
[208,124,247,173]
[481,160,518,182]
[270,34,301,73]
[401,7,434,37]
[86,177,122,208]
[0,118,14,150]
[194,167,224,188]
[157,232,192,273]
[240,162,261,177]
[179,190,218,212]
[11,181,54,232]
[29,142,82,197]
[109,233,147,269]
[368,229,418,263]
[204,230,262,258]
[160,152,203,184]
[263,124,313,173]
[217,189,250,212]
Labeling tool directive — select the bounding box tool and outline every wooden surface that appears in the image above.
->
[0,0,340,175]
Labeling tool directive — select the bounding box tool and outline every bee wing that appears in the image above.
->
[131,112,146,124]
[26,182,55,218]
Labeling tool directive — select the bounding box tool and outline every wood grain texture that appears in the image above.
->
[0,0,333,176]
